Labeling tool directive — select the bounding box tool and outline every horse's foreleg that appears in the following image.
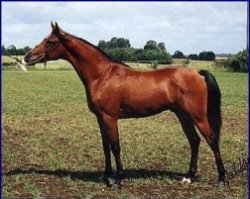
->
[102,114,124,189]
[175,111,201,182]
[97,117,112,187]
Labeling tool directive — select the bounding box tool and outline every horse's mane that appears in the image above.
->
[68,33,131,68]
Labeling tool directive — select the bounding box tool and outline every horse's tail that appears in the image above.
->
[199,70,222,143]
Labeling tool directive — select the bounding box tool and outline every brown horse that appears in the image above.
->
[24,22,226,189]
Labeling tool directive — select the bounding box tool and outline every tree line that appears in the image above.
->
[172,50,216,61]
[2,38,173,64]
[98,37,172,64]
[2,45,31,56]
[2,41,247,72]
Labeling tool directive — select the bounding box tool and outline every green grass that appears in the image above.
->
[125,59,221,71]
[3,56,226,71]
[2,63,248,198]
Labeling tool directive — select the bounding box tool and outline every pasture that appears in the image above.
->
[2,59,248,198]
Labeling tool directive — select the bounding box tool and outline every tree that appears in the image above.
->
[98,40,107,50]
[97,37,172,64]
[158,42,166,51]
[99,37,131,50]
[117,38,131,48]
[188,54,199,60]
[1,45,6,55]
[23,46,31,54]
[172,50,185,58]
[199,51,215,61]
[110,37,118,48]
[144,40,158,51]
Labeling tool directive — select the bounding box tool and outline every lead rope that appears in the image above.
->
[6,45,27,71]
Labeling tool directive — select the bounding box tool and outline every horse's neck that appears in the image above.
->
[62,36,112,85]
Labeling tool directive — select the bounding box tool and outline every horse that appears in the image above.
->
[23,22,226,189]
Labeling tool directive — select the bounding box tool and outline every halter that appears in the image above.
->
[26,39,60,65]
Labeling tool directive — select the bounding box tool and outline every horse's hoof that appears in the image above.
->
[218,180,228,187]
[181,177,191,184]
[101,176,112,188]
[111,183,122,190]
[218,181,225,187]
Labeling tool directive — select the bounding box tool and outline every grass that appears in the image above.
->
[2,60,248,198]
[3,56,225,71]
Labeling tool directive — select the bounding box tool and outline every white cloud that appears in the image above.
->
[2,1,247,54]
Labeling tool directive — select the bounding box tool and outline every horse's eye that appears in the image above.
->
[46,41,55,47]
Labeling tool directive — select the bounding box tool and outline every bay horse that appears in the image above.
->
[24,22,226,189]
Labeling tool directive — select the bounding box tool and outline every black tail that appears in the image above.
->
[199,70,222,143]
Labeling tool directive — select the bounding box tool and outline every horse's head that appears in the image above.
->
[24,22,66,65]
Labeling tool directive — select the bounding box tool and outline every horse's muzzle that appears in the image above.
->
[24,54,44,65]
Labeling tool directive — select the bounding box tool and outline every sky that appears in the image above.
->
[2,2,248,55]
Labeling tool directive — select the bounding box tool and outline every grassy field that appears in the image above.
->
[2,60,248,198]
[2,56,224,71]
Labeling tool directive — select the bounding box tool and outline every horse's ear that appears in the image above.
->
[51,21,55,30]
[53,22,60,34]
[53,22,66,40]
[55,22,59,31]
[52,22,61,36]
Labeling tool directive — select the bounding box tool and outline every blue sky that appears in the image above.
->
[2,2,248,55]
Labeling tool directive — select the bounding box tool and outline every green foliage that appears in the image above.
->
[144,40,158,51]
[97,40,106,50]
[188,54,199,60]
[98,38,172,65]
[199,51,215,61]
[158,42,166,51]
[213,49,248,73]
[105,48,135,62]
[2,45,31,55]
[224,49,248,72]
[148,60,159,70]
[172,50,185,58]
[98,37,131,50]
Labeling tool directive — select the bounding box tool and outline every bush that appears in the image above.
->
[224,49,248,72]
[182,58,190,67]
[188,54,199,60]
[172,50,185,58]
[105,48,135,62]
[149,61,159,70]
[199,51,215,61]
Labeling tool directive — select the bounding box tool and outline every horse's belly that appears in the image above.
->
[119,89,172,118]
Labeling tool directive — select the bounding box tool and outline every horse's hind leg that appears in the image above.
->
[192,117,226,183]
[175,111,201,182]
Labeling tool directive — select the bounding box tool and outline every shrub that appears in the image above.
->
[182,58,190,67]
[224,49,248,72]
[149,61,159,70]
[172,50,185,58]
[199,51,215,61]
[188,54,199,60]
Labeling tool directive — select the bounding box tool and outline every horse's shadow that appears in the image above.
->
[4,167,187,183]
